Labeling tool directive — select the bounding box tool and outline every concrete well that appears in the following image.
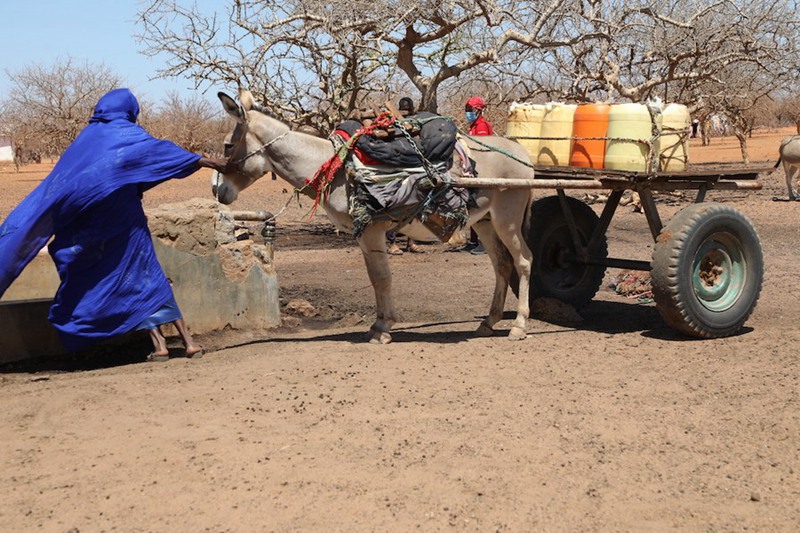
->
[0,198,281,364]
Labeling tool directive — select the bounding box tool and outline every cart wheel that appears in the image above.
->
[515,195,607,309]
[651,203,763,338]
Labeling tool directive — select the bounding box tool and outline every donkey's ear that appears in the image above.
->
[238,89,256,111]
[218,92,246,122]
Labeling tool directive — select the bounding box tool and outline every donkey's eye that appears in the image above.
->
[224,143,234,157]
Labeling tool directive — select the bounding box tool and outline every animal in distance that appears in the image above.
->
[776,136,800,201]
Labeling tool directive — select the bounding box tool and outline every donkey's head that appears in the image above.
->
[214,90,284,204]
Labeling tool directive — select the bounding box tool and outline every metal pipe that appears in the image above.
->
[231,210,274,221]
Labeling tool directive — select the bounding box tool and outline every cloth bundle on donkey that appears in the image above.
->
[306,110,469,239]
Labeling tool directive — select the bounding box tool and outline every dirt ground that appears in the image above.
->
[1,128,799,532]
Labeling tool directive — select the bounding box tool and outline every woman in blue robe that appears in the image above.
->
[0,88,228,360]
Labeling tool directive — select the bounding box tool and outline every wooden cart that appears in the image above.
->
[451,162,773,338]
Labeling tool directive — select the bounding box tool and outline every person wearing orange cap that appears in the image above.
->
[462,96,493,254]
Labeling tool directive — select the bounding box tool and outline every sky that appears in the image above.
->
[0,0,223,106]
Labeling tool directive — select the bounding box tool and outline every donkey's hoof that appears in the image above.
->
[367,328,392,344]
[475,323,495,337]
[508,326,527,340]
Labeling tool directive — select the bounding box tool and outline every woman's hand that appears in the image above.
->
[198,156,232,173]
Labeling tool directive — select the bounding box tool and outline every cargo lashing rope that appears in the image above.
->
[305,112,464,232]
[304,111,398,217]
[506,127,691,177]
[392,120,460,229]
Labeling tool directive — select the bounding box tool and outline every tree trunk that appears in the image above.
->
[701,120,711,146]
[417,83,439,114]
[796,118,800,135]
[734,131,750,164]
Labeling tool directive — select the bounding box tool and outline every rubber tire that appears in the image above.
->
[651,202,763,338]
[515,195,607,309]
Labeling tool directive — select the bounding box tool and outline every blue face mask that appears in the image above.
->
[466,111,477,123]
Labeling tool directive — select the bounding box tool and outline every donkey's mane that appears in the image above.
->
[250,102,293,129]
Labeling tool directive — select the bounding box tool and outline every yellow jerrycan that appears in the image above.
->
[659,103,690,172]
[506,102,546,162]
[605,103,661,172]
[537,103,576,166]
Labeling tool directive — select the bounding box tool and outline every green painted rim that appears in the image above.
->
[692,233,746,312]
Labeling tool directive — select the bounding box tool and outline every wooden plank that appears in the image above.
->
[448,178,606,189]
[447,177,762,191]
[531,164,774,182]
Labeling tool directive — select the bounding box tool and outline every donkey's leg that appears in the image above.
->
[489,198,533,341]
[472,221,513,338]
[357,223,397,344]
[784,162,800,200]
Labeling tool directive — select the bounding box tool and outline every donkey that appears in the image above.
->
[777,136,800,201]
[215,90,534,343]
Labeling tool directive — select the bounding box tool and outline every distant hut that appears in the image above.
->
[0,137,14,163]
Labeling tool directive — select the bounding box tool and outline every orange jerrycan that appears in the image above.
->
[569,103,610,168]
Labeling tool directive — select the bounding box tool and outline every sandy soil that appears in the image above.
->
[1,129,799,532]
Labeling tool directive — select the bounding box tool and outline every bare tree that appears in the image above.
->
[136,0,603,130]
[137,0,799,155]
[143,92,229,155]
[530,0,799,106]
[1,57,123,159]
[137,0,396,132]
[527,0,800,161]
[775,94,800,134]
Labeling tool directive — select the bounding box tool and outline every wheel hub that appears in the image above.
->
[692,238,745,311]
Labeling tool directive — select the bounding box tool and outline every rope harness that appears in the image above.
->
[214,121,292,227]
[226,129,290,173]
[305,112,413,217]
[304,112,470,237]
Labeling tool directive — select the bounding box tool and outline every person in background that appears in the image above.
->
[387,96,424,254]
[691,118,700,138]
[0,88,230,362]
[386,230,403,255]
[462,95,494,254]
[466,95,494,136]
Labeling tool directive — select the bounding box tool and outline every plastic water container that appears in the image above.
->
[506,103,546,162]
[605,103,661,172]
[660,103,690,172]
[537,103,577,166]
[569,103,611,168]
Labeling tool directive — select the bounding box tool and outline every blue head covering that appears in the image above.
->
[0,88,202,351]
[89,88,141,124]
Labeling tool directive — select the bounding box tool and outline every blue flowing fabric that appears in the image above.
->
[0,88,202,351]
